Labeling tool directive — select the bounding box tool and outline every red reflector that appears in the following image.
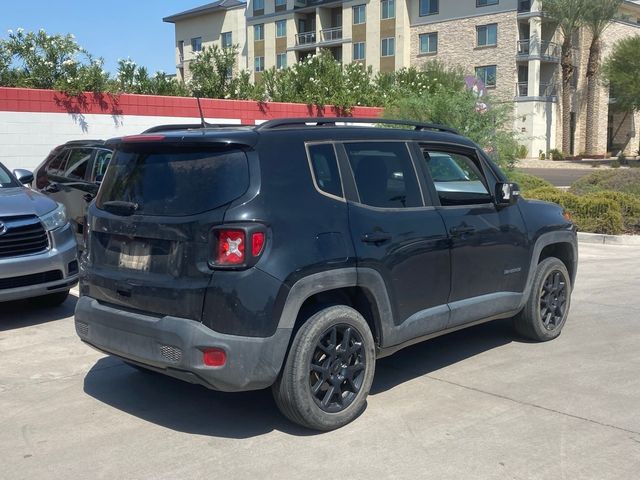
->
[216,229,245,265]
[203,348,226,367]
[252,232,265,256]
[122,134,165,143]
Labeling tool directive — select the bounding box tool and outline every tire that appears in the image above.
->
[514,257,572,342]
[34,290,69,308]
[272,305,376,431]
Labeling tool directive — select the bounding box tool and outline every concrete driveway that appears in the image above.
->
[1,242,639,479]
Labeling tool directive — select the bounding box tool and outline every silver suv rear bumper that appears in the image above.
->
[0,223,78,302]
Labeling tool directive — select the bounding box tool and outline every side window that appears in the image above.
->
[307,143,343,199]
[422,149,492,206]
[46,149,70,175]
[91,149,112,183]
[64,148,92,180]
[345,142,422,209]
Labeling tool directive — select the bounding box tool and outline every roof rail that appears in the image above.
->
[142,123,246,134]
[253,117,460,135]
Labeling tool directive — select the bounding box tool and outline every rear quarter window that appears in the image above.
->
[96,144,249,216]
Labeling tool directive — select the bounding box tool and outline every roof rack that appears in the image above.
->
[142,123,246,134]
[253,117,460,135]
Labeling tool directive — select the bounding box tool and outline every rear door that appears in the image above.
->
[87,142,250,321]
[418,144,529,328]
[339,141,451,347]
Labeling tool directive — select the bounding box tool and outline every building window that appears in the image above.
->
[277,53,287,69]
[477,24,497,47]
[419,0,438,16]
[381,37,395,57]
[353,5,366,25]
[419,32,438,54]
[477,0,499,6]
[275,0,286,6]
[254,0,264,11]
[353,42,365,60]
[191,37,202,52]
[255,56,265,72]
[221,32,233,48]
[276,20,287,37]
[254,24,264,41]
[475,65,497,87]
[381,0,395,19]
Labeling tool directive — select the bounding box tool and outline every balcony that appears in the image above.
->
[295,31,316,46]
[517,40,561,61]
[320,27,342,43]
[516,82,558,98]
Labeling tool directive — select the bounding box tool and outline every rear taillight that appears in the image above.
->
[202,348,226,367]
[215,229,245,265]
[210,224,267,269]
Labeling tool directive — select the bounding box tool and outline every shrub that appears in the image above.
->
[539,150,546,160]
[517,144,528,159]
[611,160,621,168]
[525,188,624,235]
[508,172,553,193]
[570,170,640,196]
[586,191,640,233]
[549,148,564,161]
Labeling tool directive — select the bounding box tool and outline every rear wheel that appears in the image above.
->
[273,305,376,431]
[34,290,69,308]
[514,257,571,342]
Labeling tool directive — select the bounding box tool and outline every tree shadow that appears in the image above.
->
[53,92,124,132]
[82,318,518,438]
[0,293,78,331]
[82,357,315,439]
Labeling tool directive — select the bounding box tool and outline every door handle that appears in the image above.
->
[449,226,476,236]
[362,232,392,244]
[83,193,95,202]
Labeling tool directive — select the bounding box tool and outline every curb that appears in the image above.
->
[578,232,640,246]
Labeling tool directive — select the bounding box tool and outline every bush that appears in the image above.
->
[570,170,640,196]
[549,148,564,161]
[525,188,624,235]
[508,172,553,193]
[517,144,528,159]
[587,191,640,233]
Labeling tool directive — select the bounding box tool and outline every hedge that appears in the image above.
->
[508,171,554,193]
[570,170,640,196]
[525,188,624,235]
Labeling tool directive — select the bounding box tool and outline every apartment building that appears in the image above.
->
[163,0,248,82]
[165,0,640,156]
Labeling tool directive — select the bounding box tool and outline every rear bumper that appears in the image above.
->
[0,223,78,302]
[74,296,292,392]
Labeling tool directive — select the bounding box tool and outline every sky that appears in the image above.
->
[1,1,216,74]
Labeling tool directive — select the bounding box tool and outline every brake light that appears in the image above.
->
[122,134,165,143]
[252,232,265,256]
[202,348,226,367]
[216,229,245,265]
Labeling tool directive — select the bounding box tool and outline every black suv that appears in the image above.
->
[33,140,113,246]
[75,118,577,430]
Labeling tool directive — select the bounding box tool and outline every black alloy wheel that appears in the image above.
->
[309,324,366,413]
[539,270,568,331]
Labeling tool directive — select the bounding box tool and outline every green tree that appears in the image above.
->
[602,36,640,143]
[114,58,187,96]
[541,0,588,154]
[583,0,622,154]
[189,44,251,99]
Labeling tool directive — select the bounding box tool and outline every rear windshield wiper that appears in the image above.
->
[101,201,139,216]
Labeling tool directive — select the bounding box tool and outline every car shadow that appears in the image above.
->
[82,318,519,438]
[0,293,78,331]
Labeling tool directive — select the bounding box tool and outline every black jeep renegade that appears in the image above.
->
[75,118,578,430]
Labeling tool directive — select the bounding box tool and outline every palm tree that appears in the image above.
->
[583,0,622,155]
[541,0,587,154]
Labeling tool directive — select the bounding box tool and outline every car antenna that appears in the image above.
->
[196,97,209,129]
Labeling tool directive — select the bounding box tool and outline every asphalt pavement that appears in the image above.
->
[519,168,593,187]
[1,242,639,479]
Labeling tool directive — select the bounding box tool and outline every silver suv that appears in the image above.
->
[0,162,78,306]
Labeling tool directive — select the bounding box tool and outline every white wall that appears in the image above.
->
[0,111,241,172]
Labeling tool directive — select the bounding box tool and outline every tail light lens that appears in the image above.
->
[215,229,245,265]
[210,224,267,269]
[202,348,226,367]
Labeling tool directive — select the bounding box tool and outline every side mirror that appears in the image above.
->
[13,169,34,186]
[495,182,520,205]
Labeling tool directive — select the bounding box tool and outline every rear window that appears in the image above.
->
[96,145,249,216]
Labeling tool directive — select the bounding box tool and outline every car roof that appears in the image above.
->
[106,118,477,150]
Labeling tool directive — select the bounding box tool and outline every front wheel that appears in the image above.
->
[514,257,572,342]
[272,305,376,431]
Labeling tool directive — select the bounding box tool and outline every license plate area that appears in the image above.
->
[117,239,151,272]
